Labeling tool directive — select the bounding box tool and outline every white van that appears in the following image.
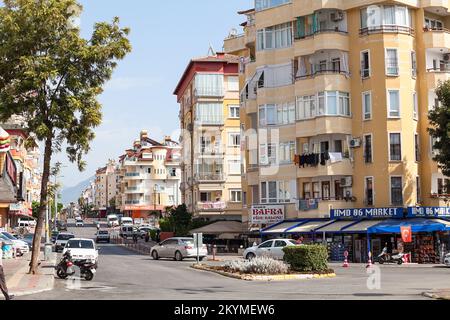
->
[18,218,36,227]
[107,215,119,227]
[120,217,133,226]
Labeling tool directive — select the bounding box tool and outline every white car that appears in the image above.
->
[0,231,29,254]
[63,238,99,265]
[445,253,450,267]
[151,237,208,261]
[120,217,133,226]
[55,232,75,252]
[75,218,84,227]
[243,239,299,260]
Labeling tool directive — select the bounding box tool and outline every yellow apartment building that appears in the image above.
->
[174,53,243,221]
[224,1,450,261]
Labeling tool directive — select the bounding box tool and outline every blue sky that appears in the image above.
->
[56,0,253,189]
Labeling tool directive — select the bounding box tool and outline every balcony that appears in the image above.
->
[124,172,142,180]
[194,173,225,183]
[125,200,142,205]
[296,155,353,178]
[294,31,348,56]
[223,34,246,54]
[424,28,450,49]
[426,68,450,88]
[421,0,450,10]
[296,116,352,138]
[125,187,145,194]
[196,201,226,212]
[296,199,356,218]
[359,25,414,37]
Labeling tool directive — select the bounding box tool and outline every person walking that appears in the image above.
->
[0,240,14,300]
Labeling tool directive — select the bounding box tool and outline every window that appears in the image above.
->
[228,160,241,175]
[365,177,374,206]
[390,176,403,205]
[257,23,293,51]
[260,103,295,125]
[230,190,242,202]
[259,104,276,126]
[279,141,295,164]
[360,5,411,30]
[388,90,400,118]
[389,133,402,161]
[411,51,417,77]
[261,181,294,203]
[296,91,350,120]
[437,178,450,195]
[259,143,277,165]
[386,49,399,76]
[416,176,421,203]
[413,92,418,120]
[415,134,420,162]
[425,18,443,30]
[229,105,240,119]
[364,134,373,164]
[261,181,277,203]
[313,182,320,199]
[255,0,291,11]
[228,76,239,91]
[362,91,372,120]
[195,74,224,96]
[361,50,370,78]
[303,183,311,199]
[229,133,240,147]
[195,103,224,125]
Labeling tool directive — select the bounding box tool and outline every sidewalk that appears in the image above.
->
[423,289,450,300]
[3,251,57,298]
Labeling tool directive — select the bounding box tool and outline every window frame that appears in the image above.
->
[389,176,404,206]
[388,132,402,162]
[387,89,401,118]
[385,48,399,76]
[363,133,373,164]
[228,105,240,119]
[362,91,372,121]
[360,50,371,79]
[229,189,242,203]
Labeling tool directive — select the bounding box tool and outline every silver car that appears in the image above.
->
[151,237,208,261]
[243,239,299,260]
[445,253,450,267]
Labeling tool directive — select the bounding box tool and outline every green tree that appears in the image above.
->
[168,204,193,236]
[0,0,131,273]
[429,81,450,177]
[31,201,40,219]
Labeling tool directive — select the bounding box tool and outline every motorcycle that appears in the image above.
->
[56,250,75,279]
[377,251,404,265]
[74,259,96,281]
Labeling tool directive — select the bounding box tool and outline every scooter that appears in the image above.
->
[74,259,97,281]
[377,251,404,265]
[56,250,75,279]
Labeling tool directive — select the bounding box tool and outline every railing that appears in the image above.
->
[359,25,414,36]
[298,197,357,211]
[427,67,450,73]
[125,200,141,205]
[125,172,140,177]
[296,67,350,80]
[197,201,226,211]
[423,26,450,33]
[294,28,348,40]
[194,173,225,182]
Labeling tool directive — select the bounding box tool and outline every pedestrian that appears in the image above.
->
[132,229,138,244]
[0,241,14,300]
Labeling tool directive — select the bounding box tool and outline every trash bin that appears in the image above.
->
[44,243,53,261]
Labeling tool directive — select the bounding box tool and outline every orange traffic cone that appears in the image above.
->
[343,250,349,268]
[366,251,373,268]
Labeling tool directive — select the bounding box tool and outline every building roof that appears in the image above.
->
[173,53,239,96]
[237,8,255,15]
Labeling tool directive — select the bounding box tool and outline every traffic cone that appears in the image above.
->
[343,256,349,268]
[366,252,373,268]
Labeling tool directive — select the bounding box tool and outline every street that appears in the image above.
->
[15,223,450,300]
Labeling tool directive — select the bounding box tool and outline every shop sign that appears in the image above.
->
[330,207,404,219]
[407,207,450,218]
[250,205,285,224]
[9,203,23,211]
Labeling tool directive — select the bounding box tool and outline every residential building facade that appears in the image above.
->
[94,159,119,218]
[118,131,182,219]
[174,53,243,221]
[224,1,450,231]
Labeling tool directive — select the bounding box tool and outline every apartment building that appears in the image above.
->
[94,159,119,218]
[174,53,243,221]
[118,131,182,219]
[224,1,450,250]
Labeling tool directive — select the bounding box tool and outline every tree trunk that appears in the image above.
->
[29,135,53,274]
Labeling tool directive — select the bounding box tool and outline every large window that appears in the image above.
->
[364,134,373,164]
[296,91,350,120]
[390,176,403,206]
[195,103,223,125]
[255,0,291,11]
[279,141,295,164]
[389,133,402,161]
[228,76,239,91]
[388,90,400,118]
[230,190,242,203]
[257,23,293,51]
[362,91,372,120]
[259,103,295,126]
[360,5,412,31]
[385,49,399,76]
[260,180,294,203]
[195,74,224,96]
[259,143,277,165]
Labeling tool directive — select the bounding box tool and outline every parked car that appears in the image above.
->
[138,226,158,239]
[55,232,75,252]
[75,218,84,227]
[151,237,208,261]
[51,231,60,243]
[21,233,35,249]
[120,217,133,226]
[63,238,99,265]
[96,230,110,243]
[18,218,36,227]
[0,231,30,254]
[243,239,299,260]
[119,225,135,239]
[56,220,68,231]
[0,233,20,257]
[445,253,450,267]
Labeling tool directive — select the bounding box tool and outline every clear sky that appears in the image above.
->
[55,0,253,189]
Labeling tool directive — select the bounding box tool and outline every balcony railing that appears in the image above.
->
[298,197,357,212]
[194,173,225,182]
[296,65,350,80]
[197,201,226,211]
[427,67,450,73]
[295,28,348,40]
[125,172,140,177]
[125,200,141,205]
[359,25,414,36]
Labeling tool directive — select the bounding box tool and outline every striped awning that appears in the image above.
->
[262,221,302,234]
[315,220,356,233]
[286,220,332,234]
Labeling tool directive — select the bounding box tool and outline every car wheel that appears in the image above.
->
[151,250,159,260]
[84,270,94,281]
[174,251,183,261]
[199,256,206,261]
[56,269,68,279]
[246,253,256,260]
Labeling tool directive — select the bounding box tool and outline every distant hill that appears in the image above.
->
[61,176,94,206]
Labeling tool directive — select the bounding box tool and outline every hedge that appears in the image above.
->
[283,245,329,272]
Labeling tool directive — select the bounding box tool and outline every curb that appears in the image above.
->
[422,292,450,300]
[191,264,336,281]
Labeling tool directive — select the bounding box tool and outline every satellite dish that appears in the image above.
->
[229,28,238,37]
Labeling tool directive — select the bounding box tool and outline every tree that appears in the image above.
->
[0,0,131,273]
[31,201,40,219]
[168,204,193,236]
[429,81,450,177]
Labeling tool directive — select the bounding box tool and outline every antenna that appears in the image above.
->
[208,43,216,56]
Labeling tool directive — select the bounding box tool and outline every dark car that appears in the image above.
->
[51,231,60,243]
[21,233,35,249]
[56,220,68,231]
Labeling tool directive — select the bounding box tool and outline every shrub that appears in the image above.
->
[283,245,329,272]
[224,256,289,275]
[149,229,157,241]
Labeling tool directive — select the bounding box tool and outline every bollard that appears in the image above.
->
[213,245,217,261]
[366,251,373,268]
[343,250,349,268]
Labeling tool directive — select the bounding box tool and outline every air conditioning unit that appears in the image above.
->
[331,12,344,21]
[349,138,361,148]
[340,177,353,187]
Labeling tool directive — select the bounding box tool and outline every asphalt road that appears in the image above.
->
[18,223,450,300]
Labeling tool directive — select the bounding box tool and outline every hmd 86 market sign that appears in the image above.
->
[331,208,404,219]
[408,207,450,218]
[250,205,285,224]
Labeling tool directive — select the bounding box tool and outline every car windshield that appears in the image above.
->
[76,219,83,222]
[58,234,75,241]
[66,240,94,249]
[99,231,108,235]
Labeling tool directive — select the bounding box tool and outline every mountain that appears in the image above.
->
[60,176,94,206]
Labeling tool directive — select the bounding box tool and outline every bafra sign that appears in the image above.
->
[250,205,285,224]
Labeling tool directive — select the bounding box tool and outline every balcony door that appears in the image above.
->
[322,181,331,200]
